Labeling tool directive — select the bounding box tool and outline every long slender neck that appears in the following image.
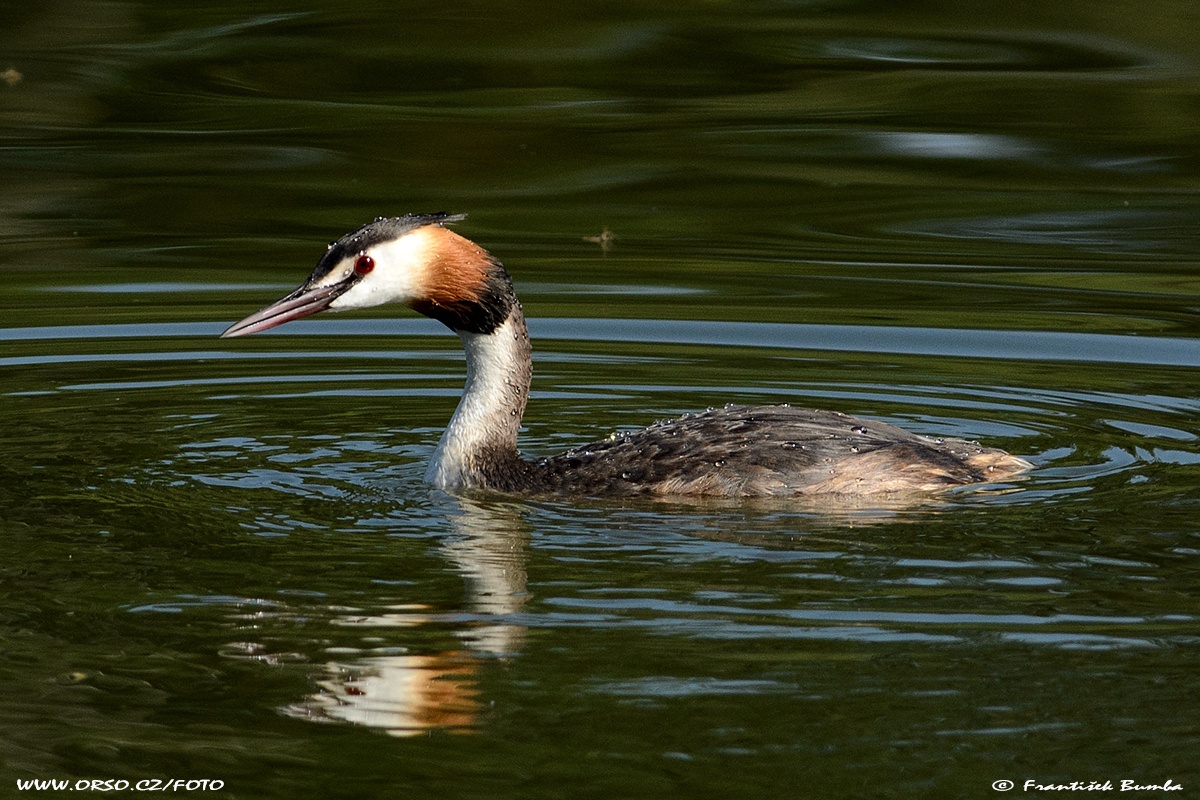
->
[425,306,532,490]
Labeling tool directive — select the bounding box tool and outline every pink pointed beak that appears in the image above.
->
[221,282,348,338]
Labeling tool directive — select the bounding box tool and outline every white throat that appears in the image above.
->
[425,311,532,489]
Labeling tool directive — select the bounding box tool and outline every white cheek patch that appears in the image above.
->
[328,229,436,311]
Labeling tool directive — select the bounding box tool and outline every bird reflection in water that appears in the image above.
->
[279,498,529,737]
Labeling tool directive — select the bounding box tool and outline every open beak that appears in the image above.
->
[221,280,351,338]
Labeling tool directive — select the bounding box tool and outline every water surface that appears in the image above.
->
[2,1,1198,797]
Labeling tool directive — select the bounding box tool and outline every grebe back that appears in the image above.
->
[221,214,1031,498]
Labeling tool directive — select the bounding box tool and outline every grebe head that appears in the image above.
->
[221,212,515,338]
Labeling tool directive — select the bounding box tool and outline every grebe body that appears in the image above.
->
[222,214,1031,499]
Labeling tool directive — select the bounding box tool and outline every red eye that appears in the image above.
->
[353,254,375,275]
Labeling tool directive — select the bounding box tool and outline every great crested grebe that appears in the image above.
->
[221,213,1031,498]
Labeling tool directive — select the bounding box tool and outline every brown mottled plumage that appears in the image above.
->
[222,214,1032,499]
[450,404,1029,498]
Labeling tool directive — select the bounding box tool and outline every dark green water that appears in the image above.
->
[2,2,1199,798]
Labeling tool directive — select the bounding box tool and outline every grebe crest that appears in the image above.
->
[222,214,1032,499]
